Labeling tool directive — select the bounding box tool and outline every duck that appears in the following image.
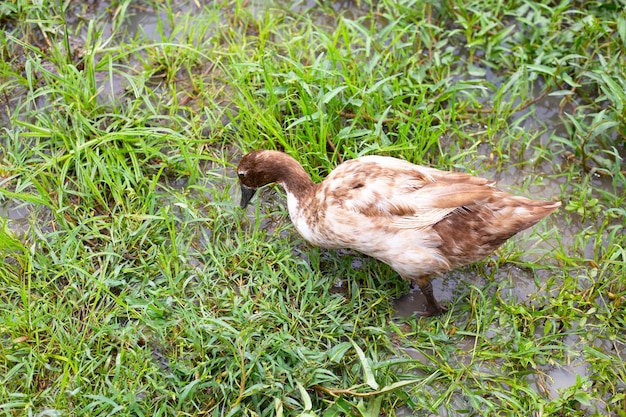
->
[237,149,561,316]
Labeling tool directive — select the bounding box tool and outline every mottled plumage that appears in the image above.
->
[237,150,561,316]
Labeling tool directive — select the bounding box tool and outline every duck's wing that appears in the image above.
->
[386,181,497,229]
[333,159,496,229]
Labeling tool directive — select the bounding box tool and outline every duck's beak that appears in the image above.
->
[240,184,257,209]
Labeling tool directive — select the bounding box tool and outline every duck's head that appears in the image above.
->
[236,150,314,209]
[237,150,285,208]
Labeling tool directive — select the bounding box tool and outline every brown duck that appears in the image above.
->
[237,150,561,316]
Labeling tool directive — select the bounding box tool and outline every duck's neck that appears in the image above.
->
[278,164,316,203]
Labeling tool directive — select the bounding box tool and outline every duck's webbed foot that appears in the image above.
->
[415,280,447,317]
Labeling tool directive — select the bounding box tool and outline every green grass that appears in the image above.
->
[1,0,625,416]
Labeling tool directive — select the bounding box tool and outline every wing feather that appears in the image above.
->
[327,157,497,229]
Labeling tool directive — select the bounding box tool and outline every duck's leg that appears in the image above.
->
[415,279,446,316]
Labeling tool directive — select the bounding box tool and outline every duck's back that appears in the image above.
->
[320,155,498,221]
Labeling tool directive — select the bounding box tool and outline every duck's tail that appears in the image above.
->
[432,196,560,267]
[501,197,561,232]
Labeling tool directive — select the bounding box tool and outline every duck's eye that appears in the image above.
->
[238,172,246,179]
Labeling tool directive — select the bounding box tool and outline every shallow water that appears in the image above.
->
[0,200,32,237]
